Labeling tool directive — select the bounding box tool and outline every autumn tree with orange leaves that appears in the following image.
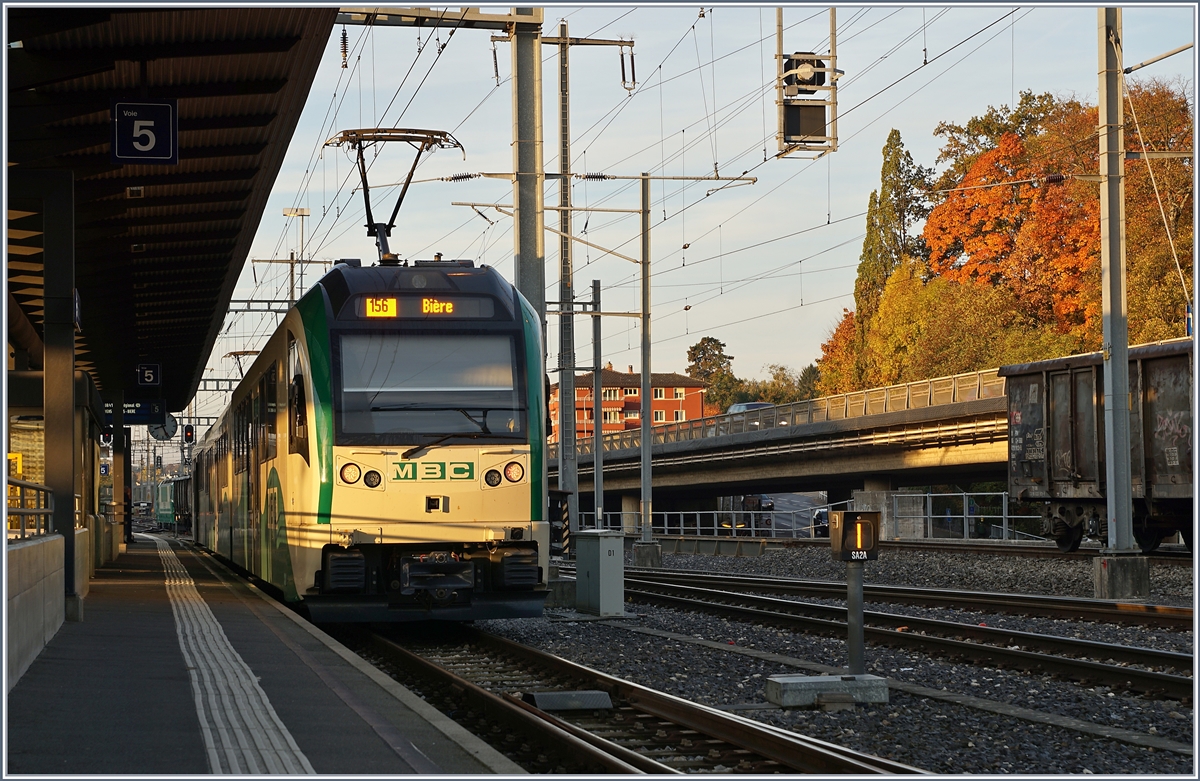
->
[817,82,1192,393]
[923,131,1100,337]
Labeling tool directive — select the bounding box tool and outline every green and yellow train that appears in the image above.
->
[193,258,549,621]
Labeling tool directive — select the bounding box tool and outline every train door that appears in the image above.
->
[1143,354,1192,492]
[249,383,262,574]
[1047,367,1100,494]
[257,362,279,580]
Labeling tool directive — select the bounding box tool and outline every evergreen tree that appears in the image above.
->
[686,336,735,382]
[852,129,932,386]
[796,364,820,400]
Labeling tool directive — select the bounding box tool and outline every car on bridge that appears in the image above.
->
[726,401,776,429]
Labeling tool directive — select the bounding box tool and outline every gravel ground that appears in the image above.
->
[656,546,1195,607]
[477,548,1195,774]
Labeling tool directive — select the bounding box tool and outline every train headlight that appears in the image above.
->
[340,463,361,484]
[363,470,382,488]
[484,469,503,487]
[503,462,524,483]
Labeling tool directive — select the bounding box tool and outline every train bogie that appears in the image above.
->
[193,259,550,620]
[1000,338,1194,553]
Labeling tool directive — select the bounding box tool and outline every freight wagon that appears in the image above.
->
[1000,338,1193,553]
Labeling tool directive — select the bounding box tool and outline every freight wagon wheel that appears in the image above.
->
[1133,527,1163,554]
[1180,525,1194,553]
[1054,523,1083,553]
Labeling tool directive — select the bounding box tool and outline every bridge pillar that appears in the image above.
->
[620,494,640,535]
[852,488,902,540]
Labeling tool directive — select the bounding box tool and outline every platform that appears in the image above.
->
[6,533,523,775]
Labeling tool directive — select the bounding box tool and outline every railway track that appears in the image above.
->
[590,567,1195,628]
[347,625,924,774]
[613,578,1193,700]
[760,537,1194,565]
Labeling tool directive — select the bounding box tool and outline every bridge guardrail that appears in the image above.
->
[579,502,853,539]
[551,368,1006,458]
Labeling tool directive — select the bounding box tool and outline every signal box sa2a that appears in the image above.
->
[829,511,881,561]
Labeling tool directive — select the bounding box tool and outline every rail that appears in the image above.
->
[7,478,54,540]
[550,367,1006,458]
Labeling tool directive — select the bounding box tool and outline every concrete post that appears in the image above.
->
[592,280,604,527]
[633,173,660,568]
[1095,8,1148,600]
[19,170,82,621]
[556,20,579,541]
[511,7,545,326]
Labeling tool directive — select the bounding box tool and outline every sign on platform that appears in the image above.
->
[111,100,178,165]
[137,363,161,386]
[103,400,166,426]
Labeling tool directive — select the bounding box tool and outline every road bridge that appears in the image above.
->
[549,368,1009,504]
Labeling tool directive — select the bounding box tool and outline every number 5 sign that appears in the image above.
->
[111,100,177,165]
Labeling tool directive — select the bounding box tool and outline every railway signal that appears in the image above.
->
[183,424,195,444]
[830,510,882,676]
[830,511,881,561]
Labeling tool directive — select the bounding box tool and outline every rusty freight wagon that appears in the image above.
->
[1000,338,1193,553]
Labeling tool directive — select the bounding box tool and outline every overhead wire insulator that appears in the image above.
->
[620,45,637,92]
[1044,173,1066,185]
[340,26,348,69]
[443,172,479,182]
[579,173,612,181]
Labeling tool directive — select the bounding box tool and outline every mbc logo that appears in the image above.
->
[391,461,475,481]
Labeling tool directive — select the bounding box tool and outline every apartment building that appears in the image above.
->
[547,363,706,444]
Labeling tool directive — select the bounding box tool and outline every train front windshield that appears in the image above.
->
[336,333,527,445]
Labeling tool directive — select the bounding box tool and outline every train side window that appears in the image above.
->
[265,361,278,460]
[288,332,310,463]
[251,385,261,464]
[234,400,246,474]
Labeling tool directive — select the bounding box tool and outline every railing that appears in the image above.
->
[7,478,54,540]
[578,501,853,539]
[550,368,1006,459]
[891,492,1043,541]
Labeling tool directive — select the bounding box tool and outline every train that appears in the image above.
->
[192,258,550,621]
[1000,337,1193,553]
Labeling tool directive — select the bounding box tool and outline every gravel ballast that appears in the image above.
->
[479,547,1194,774]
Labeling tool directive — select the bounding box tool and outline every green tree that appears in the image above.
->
[688,336,745,413]
[704,370,746,414]
[930,90,1064,191]
[742,364,814,405]
[686,336,735,383]
[853,129,933,386]
[796,364,820,400]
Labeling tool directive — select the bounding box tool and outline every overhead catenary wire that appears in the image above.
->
[1112,41,1192,305]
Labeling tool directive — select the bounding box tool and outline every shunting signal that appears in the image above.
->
[829,511,881,561]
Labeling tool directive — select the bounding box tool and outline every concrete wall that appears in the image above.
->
[7,534,65,691]
[5,529,88,690]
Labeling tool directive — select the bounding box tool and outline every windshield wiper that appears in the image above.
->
[400,431,523,460]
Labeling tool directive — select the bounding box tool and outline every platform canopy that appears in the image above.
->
[7,7,337,410]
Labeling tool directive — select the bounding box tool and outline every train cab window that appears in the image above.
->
[288,332,310,463]
[335,333,526,445]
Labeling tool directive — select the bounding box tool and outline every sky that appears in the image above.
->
[193,3,1196,420]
